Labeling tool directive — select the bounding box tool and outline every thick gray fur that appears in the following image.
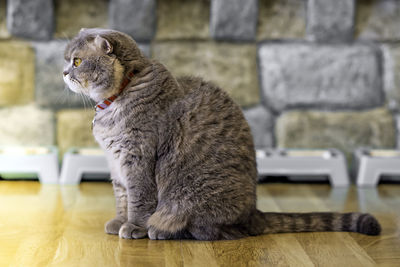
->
[63,28,381,240]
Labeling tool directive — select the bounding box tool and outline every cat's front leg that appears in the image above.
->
[105,180,127,235]
[118,151,158,239]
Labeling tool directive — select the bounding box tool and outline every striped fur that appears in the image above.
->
[64,28,381,240]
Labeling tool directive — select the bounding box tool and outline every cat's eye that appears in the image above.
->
[73,58,82,67]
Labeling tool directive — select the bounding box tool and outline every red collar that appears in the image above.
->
[95,71,135,111]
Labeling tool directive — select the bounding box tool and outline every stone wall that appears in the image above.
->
[0,0,399,161]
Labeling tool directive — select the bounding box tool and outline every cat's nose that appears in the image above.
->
[63,70,69,76]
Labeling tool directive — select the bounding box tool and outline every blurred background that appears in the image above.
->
[0,0,399,164]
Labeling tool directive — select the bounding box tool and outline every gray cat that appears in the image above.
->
[63,28,381,240]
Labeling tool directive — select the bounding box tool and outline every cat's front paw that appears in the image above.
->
[119,222,148,239]
[105,218,125,235]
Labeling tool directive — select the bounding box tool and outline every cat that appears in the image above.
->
[63,28,381,240]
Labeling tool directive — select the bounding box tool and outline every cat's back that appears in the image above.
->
[176,76,244,124]
[161,76,257,182]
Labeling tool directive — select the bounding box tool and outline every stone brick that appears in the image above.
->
[7,0,53,40]
[0,104,55,146]
[33,40,90,109]
[258,43,383,112]
[55,0,108,38]
[0,0,10,38]
[57,109,97,156]
[257,0,306,40]
[153,41,259,107]
[307,0,355,42]
[156,0,210,40]
[0,41,34,106]
[356,0,400,41]
[210,0,257,41]
[276,108,396,159]
[109,0,156,42]
[243,105,274,148]
[382,44,400,110]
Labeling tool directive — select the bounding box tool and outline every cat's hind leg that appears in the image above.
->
[146,206,249,240]
[146,205,189,240]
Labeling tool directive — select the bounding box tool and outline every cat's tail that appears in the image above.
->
[253,210,381,236]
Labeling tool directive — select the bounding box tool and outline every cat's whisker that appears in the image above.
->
[54,86,68,105]
[84,93,93,111]
[79,91,88,110]
[84,93,91,111]
[77,91,84,109]
[63,87,75,108]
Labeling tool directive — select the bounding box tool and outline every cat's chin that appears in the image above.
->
[89,89,114,102]
[89,91,104,102]
[67,85,90,98]
[89,84,122,102]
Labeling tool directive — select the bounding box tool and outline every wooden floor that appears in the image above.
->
[0,181,399,267]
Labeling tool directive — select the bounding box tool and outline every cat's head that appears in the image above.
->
[63,28,149,102]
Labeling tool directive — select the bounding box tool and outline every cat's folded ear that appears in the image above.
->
[94,35,113,54]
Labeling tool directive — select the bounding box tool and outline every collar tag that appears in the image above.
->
[91,117,95,130]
